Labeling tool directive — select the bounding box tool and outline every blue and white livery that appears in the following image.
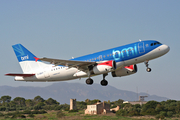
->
[6,40,170,86]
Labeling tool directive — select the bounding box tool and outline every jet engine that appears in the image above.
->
[111,64,137,77]
[92,60,116,74]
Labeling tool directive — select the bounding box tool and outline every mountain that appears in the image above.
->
[0,82,168,104]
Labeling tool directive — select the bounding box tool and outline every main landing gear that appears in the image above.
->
[144,61,151,72]
[85,73,108,86]
[86,78,93,85]
[100,73,108,86]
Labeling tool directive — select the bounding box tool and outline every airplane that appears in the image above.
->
[5,40,170,86]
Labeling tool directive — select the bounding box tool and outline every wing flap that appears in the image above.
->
[5,73,35,77]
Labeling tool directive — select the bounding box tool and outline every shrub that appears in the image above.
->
[39,110,47,114]
[141,108,157,115]
[31,110,39,114]
[0,112,4,117]
[36,114,46,119]
[28,114,35,118]
[0,107,6,111]
[64,108,69,111]
[23,110,31,114]
[167,111,173,117]
[160,111,167,117]
[31,110,47,114]
[128,110,140,116]
[11,114,26,118]
[54,105,62,110]
[68,110,78,113]
[155,114,165,119]
[116,109,128,116]
[4,115,9,119]
[57,111,65,118]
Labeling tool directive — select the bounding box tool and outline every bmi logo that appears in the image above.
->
[21,55,29,61]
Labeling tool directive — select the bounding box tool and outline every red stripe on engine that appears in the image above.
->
[125,65,134,70]
[98,60,113,67]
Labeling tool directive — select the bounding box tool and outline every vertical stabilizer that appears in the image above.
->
[12,44,49,73]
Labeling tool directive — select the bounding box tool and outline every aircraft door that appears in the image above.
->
[138,42,145,54]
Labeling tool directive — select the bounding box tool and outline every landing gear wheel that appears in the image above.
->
[86,78,93,85]
[100,80,108,86]
[144,61,151,72]
[146,68,151,72]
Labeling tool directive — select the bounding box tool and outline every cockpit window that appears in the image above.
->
[151,42,162,46]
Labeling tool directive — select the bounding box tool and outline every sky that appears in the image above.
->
[0,0,179,100]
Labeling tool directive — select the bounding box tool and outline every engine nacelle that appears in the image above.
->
[111,64,137,77]
[93,60,116,74]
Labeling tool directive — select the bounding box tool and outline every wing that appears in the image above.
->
[39,57,96,71]
[5,73,35,77]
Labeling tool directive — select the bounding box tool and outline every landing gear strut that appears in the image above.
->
[144,61,151,72]
[100,73,108,86]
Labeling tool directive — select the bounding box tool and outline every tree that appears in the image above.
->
[9,101,16,108]
[155,104,164,113]
[25,99,34,107]
[85,99,90,103]
[13,97,25,106]
[0,96,11,104]
[33,96,44,104]
[141,101,159,115]
[87,99,101,105]
[44,98,59,105]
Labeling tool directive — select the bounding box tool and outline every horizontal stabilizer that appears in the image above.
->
[5,73,35,77]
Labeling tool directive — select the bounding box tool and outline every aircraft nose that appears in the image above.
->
[164,44,170,53]
[160,44,170,54]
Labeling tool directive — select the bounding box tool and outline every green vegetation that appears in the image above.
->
[116,100,180,119]
[0,95,180,119]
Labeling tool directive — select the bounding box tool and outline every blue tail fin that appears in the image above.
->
[12,44,37,62]
[12,44,48,73]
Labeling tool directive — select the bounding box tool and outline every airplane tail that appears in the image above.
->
[12,44,49,73]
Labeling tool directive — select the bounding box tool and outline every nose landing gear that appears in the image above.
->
[144,61,151,72]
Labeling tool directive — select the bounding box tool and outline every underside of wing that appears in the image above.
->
[39,57,96,71]
[5,73,35,77]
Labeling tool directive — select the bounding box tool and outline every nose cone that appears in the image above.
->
[159,44,170,55]
[163,44,170,53]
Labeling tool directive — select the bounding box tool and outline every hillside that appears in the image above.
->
[0,82,168,104]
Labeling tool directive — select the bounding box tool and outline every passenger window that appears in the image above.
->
[94,58,96,60]
[154,43,157,45]
[107,55,109,57]
[104,55,105,58]
[151,43,153,46]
